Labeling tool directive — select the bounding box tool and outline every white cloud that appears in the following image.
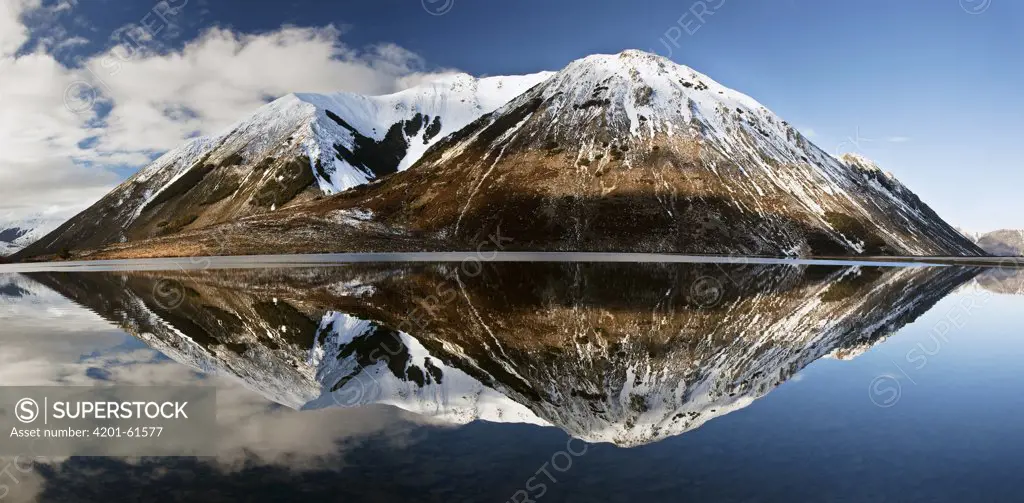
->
[395,70,466,90]
[0,10,460,220]
[0,0,38,57]
[0,36,114,217]
[0,159,118,218]
[43,34,89,53]
[886,136,911,143]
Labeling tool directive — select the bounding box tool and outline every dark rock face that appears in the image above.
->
[0,227,28,243]
[0,282,30,298]
[328,110,443,179]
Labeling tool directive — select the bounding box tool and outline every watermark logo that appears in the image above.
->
[651,0,727,58]
[14,399,38,424]
[506,438,589,503]
[960,0,992,14]
[63,81,100,114]
[330,372,380,407]
[866,289,991,408]
[2,387,217,456]
[867,375,901,408]
[690,276,724,308]
[422,0,454,16]
[63,0,189,115]
[153,279,185,310]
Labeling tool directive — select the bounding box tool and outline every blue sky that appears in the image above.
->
[5,0,1022,230]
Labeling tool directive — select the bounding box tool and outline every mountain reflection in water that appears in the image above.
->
[24,262,978,447]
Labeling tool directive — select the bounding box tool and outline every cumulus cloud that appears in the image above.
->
[0,6,459,220]
[0,33,112,217]
[0,0,37,56]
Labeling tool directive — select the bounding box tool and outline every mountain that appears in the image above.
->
[16,51,981,260]
[974,268,1024,295]
[25,261,978,446]
[15,72,552,259]
[0,211,71,256]
[318,51,978,256]
[975,229,1024,256]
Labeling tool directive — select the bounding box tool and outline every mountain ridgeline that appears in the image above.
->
[16,51,981,260]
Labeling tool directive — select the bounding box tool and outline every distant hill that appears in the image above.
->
[975,230,1024,256]
[0,212,72,256]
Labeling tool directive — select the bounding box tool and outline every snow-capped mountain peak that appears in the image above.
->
[16,71,553,259]
[531,49,775,144]
[286,71,554,193]
[362,49,981,257]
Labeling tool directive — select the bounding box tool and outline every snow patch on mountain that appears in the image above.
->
[0,211,79,256]
[305,312,547,426]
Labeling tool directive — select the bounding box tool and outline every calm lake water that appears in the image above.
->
[1,259,1022,502]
